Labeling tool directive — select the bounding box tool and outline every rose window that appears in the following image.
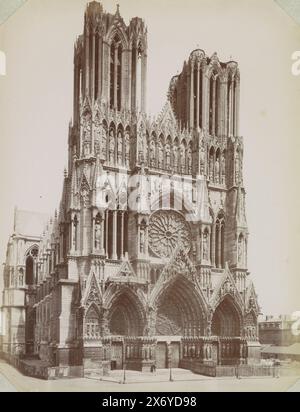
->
[148,210,191,258]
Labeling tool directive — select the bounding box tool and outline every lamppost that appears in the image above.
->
[169,367,173,382]
[122,364,126,384]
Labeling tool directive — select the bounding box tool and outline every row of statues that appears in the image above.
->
[82,112,131,166]
[148,140,193,174]
[209,153,226,184]
[81,114,242,186]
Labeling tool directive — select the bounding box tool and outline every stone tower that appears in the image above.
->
[0,2,261,377]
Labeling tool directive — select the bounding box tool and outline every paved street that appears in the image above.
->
[0,360,299,392]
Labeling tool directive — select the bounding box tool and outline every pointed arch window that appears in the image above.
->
[193,61,203,129]
[202,228,210,261]
[209,147,215,181]
[209,72,220,136]
[209,75,215,135]
[110,34,122,110]
[131,41,143,111]
[215,214,225,269]
[215,149,221,184]
[25,247,38,285]
[84,306,100,340]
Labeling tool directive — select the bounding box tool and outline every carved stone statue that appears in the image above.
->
[125,132,130,167]
[117,131,123,165]
[219,154,225,184]
[81,186,90,208]
[209,155,214,181]
[109,129,115,164]
[18,269,24,287]
[200,144,206,175]
[180,144,186,173]
[140,227,145,253]
[138,125,147,163]
[94,140,100,155]
[215,157,220,183]
[173,146,178,172]
[82,111,91,141]
[150,140,155,167]
[83,139,91,157]
[165,144,171,169]
[187,148,192,174]
[101,126,107,160]
[158,142,164,168]
[202,231,208,260]
[95,218,101,250]
[94,114,101,151]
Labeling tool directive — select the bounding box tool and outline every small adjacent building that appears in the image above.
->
[259,315,300,346]
[261,343,300,363]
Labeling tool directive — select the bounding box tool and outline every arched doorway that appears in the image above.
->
[212,297,241,337]
[108,290,145,369]
[155,277,205,368]
[108,292,144,337]
[212,296,242,365]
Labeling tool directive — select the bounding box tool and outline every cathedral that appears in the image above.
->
[0,2,261,378]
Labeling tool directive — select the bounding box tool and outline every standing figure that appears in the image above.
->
[95,217,101,250]
[187,147,192,174]
[125,131,130,167]
[158,142,164,169]
[117,131,123,166]
[140,227,145,253]
[215,157,220,183]
[200,144,206,175]
[82,111,91,141]
[139,125,147,163]
[165,143,171,170]
[101,126,107,160]
[150,140,155,167]
[173,145,178,172]
[180,144,186,173]
[83,139,91,157]
[109,129,115,164]
[94,114,101,154]
[221,154,226,184]
[209,155,214,181]
[202,231,208,261]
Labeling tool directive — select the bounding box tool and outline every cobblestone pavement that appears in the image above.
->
[0,360,299,392]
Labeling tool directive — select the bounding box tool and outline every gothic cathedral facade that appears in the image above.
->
[0,2,261,376]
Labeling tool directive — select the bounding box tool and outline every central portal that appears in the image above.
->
[155,340,181,368]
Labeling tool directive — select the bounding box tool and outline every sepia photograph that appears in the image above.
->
[0,0,299,395]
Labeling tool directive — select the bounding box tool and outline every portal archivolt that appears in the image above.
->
[107,290,145,336]
[212,296,242,337]
[155,276,205,337]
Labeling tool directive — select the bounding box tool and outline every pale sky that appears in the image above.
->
[0,0,299,316]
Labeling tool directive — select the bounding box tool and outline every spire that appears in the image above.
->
[116,4,120,17]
